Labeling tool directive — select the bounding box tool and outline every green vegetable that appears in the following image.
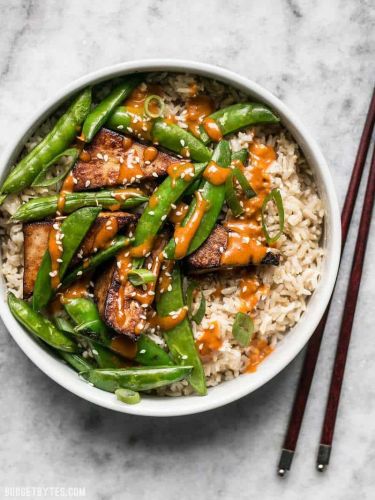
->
[107,109,212,162]
[8,293,77,352]
[12,189,147,222]
[151,119,212,162]
[82,76,141,142]
[115,388,141,404]
[232,312,254,347]
[231,148,249,165]
[199,102,280,144]
[156,265,206,395]
[232,167,256,199]
[186,281,206,325]
[80,365,192,392]
[128,269,156,286]
[32,207,100,311]
[261,188,285,244]
[62,235,132,287]
[164,140,231,258]
[132,162,206,252]
[54,316,75,333]
[90,342,128,369]
[225,171,244,217]
[144,95,165,118]
[31,147,80,187]
[59,351,95,372]
[0,88,91,199]
[64,298,109,343]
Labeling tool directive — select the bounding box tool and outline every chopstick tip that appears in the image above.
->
[277,449,294,477]
[317,444,331,472]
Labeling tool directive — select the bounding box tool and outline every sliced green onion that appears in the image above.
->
[54,316,75,333]
[232,312,254,347]
[261,188,285,244]
[128,269,156,286]
[225,172,244,217]
[144,95,165,118]
[115,388,141,405]
[232,167,256,199]
[186,281,206,325]
[31,147,80,187]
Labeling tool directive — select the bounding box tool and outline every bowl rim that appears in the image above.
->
[0,59,341,417]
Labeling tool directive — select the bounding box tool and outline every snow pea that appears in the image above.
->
[80,365,193,393]
[62,235,133,287]
[64,297,110,342]
[0,88,91,199]
[82,76,142,142]
[12,189,147,222]
[59,351,95,372]
[199,102,280,144]
[64,296,172,367]
[33,207,100,311]
[231,148,249,164]
[106,108,212,162]
[151,119,212,162]
[164,140,231,258]
[132,162,206,251]
[8,293,77,352]
[156,265,206,395]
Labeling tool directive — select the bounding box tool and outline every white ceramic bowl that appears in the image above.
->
[0,60,341,416]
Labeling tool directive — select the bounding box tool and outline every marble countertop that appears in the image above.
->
[0,0,374,498]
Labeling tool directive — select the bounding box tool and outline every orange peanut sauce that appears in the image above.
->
[156,259,174,295]
[173,191,208,259]
[185,96,215,137]
[245,338,273,372]
[92,216,119,251]
[48,223,63,289]
[202,160,231,185]
[110,335,138,359]
[195,321,222,358]
[57,171,75,214]
[221,142,276,267]
[144,146,158,163]
[168,201,190,224]
[122,136,133,151]
[124,84,163,141]
[238,277,269,313]
[118,149,143,184]
[167,161,195,188]
[107,188,146,211]
[79,150,91,162]
[148,306,188,331]
[58,277,90,304]
[202,117,223,142]
[130,236,155,258]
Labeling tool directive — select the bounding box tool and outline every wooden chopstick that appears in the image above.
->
[317,142,375,470]
[278,87,375,476]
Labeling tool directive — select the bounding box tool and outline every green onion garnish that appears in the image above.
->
[144,95,165,118]
[261,188,285,244]
[225,172,244,217]
[32,147,80,187]
[115,388,141,405]
[232,312,254,347]
[128,269,156,286]
[186,281,206,325]
[232,167,256,199]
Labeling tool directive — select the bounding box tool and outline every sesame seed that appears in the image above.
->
[103,154,109,162]
[117,125,124,130]
[152,172,158,178]
[77,271,83,276]
[97,153,104,160]
[85,180,91,187]
[149,211,155,215]
[57,258,63,263]
[161,215,167,221]
[49,271,58,277]
[167,284,172,292]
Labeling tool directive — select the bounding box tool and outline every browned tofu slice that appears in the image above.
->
[94,262,143,340]
[72,128,177,190]
[23,221,51,299]
[22,212,136,299]
[185,225,280,274]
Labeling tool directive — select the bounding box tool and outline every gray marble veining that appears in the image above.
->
[0,0,374,498]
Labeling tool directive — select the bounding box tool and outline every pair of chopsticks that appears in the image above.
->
[278,87,375,476]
